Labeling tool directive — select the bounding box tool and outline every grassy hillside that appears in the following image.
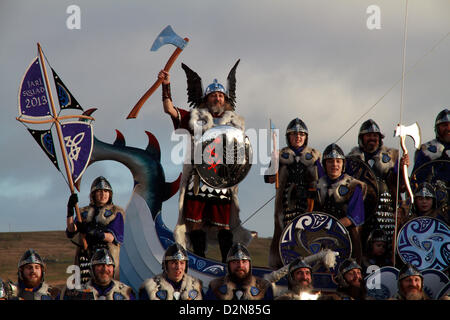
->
[0,231,272,289]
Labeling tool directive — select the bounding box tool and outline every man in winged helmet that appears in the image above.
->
[264,117,324,269]
[65,176,125,282]
[204,243,273,300]
[347,119,409,251]
[10,248,58,300]
[139,243,203,300]
[157,61,252,263]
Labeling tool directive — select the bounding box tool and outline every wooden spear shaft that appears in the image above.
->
[37,43,88,250]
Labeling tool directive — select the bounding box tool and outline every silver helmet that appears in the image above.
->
[163,243,189,273]
[89,248,116,280]
[226,243,252,263]
[322,143,346,173]
[90,176,113,204]
[435,108,449,139]
[398,264,423,282]
[0,279,7,299]
[287,257,312,289]
[17,249,46,283]
[285,118,309,147]
[203,79,228,98]
[414,182,436,199]
[91,248,115,267]
[226,243,252,275]
[358,119,385,149]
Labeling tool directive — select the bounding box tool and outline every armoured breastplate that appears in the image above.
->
[349,147,396,241]
[318,177,351,220]
[282,158,309,225]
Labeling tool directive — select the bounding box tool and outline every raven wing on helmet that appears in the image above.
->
[181,63,203,108]
[226,59,240,109]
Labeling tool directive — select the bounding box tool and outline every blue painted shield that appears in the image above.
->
[113,292,125,300]
[156,290,167,300]
[397,217,450,271]
[279,212,352,275]
[422,269,450,300]
[365,266,399,300]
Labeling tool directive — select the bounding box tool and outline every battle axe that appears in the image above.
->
[394,122,421,203]
[127,25,189,119]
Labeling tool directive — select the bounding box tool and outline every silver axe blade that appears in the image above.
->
[150,25,188,51]
[394,122,421,150]
[394,122,421,204]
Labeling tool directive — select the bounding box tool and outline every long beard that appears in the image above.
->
[291,282,313,294]
[344,281,367,300]
[403,289,424,300]
[207,103,225,116]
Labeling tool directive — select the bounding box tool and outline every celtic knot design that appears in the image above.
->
[64,132,85,174]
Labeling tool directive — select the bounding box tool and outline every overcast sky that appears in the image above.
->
[1,0,449,237]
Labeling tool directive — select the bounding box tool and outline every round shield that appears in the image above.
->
[410,159,449,212]
[422,269,450,300]
[194,125,252,189]
[397,217,450,271]
[365,266,399,300]
[279,212,352,274]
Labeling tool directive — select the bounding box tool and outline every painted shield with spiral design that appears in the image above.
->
[397,217,450,271]
[279,212,352,274]
[194,125,252,189]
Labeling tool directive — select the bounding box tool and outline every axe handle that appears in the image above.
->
[399,135,414,204]
[127,38,189,119]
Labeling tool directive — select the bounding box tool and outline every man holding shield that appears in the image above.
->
[158,62,252,263]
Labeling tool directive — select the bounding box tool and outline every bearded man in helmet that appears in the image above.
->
[10,249,58,300]
[314,143,367,263]
[347,119,410,252]
[414,108,450,170]
[61,248,135,300]
[157,61,252,263]
[264,117,324,269]
[390,264,429,300]
[275,257,321,300]
[139,243,203,300]
[321,258,369,300]
[204,243,273,300]
[65,176,125,283]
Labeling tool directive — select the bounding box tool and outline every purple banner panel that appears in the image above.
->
[18,57,52,118]
[61,121,94,183]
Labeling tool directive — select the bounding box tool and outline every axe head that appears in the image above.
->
[151,25,188,51]
[394,122,422,149]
